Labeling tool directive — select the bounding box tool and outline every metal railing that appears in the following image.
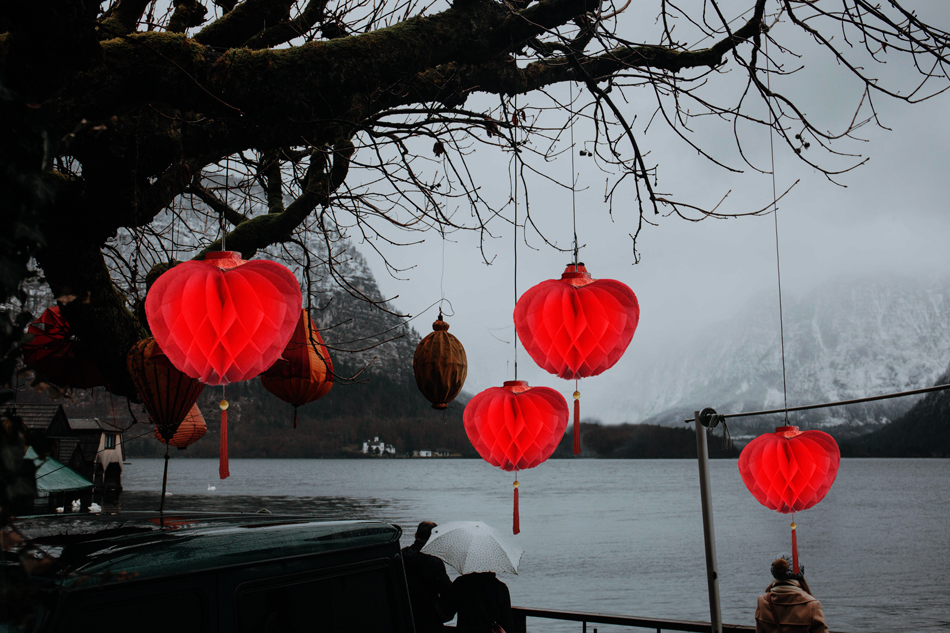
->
[511,606,755,632]
[512,607,851,633]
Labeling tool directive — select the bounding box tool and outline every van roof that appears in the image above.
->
[16,513,402,588]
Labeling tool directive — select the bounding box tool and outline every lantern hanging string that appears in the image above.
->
[441,156,447,313]
[221,153,231,252]
[569,80,579,268]
[765,24,789,424]
[512,92,519,381]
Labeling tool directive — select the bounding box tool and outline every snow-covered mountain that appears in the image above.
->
[592,274,950,438]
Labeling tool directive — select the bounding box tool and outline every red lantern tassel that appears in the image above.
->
[293,407,298,430]
[219,399,230,480]
[791,521,799,574]
[513,478,520,535]
[573,390,581,455]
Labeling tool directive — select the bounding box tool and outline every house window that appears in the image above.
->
[104,433,116,450]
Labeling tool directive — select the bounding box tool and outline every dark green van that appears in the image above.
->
[8,514,415,632]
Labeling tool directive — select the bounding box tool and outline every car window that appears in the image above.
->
[237,565,398,633]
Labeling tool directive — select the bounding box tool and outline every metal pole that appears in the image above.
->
[695,411,722,633]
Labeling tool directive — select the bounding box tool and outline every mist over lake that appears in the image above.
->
[119,457,950,632]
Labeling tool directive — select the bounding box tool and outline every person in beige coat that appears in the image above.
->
[755,554,829,633]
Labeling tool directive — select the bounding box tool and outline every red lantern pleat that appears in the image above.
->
[260,309,333,427]
[127,338,205,436]
[145,251,302,385]
[153,404,207,449]
[464,380,568,533]
[738,425,841,513]
[23,306,106,389]
[514,264,639,455]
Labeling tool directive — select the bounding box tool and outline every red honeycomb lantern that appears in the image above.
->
[154,403,207,449]
[739,425,840,513]
[513,263,639,454]
[463,380,568,533]
[739,425,841,574]
[260,309,333,427]
[145,251,302,385]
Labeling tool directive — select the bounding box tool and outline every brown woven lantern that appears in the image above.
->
[153,404,207,449]
[127,337,205,441]
[413,311,467,409]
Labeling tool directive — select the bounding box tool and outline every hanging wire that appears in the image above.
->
[513,93,519,381]
[221,155,228,251]
[765,26,789,423]
[569,81,579,266]
[440,160,447,313]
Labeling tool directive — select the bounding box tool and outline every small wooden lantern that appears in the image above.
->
[413,312,468,409]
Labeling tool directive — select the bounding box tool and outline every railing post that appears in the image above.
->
[695,410,723,633]
[512,609,527,632]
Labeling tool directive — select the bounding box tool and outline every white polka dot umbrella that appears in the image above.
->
[421,521,525,575]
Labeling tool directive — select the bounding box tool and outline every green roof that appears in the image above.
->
[26,447,94,493]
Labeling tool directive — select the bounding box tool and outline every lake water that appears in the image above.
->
[118,458,950,632]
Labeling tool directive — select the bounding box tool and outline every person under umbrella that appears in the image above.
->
[452,570,514,633]
[402,521,456,632]
[421,521,523,633]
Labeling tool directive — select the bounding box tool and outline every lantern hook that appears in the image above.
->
[697,407,723,428]
[698,407,732,450]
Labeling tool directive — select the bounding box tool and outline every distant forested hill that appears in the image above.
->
[841,362,950,457]
[553,422,738,459]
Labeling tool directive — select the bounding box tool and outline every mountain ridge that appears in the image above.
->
[591,274,950,439]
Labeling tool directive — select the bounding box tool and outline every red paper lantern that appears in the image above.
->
[260,309,333,426]
[145,251,302,385]
[513,263,639,454]
[739,425,841,513]
[23,306,106,389]
[514,264,639,380]
[739,425,840,575]
[464,380,568,470]
[463,380,568,534]
[154,403,207,449]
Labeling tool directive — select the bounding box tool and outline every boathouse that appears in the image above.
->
[13,403,125,493]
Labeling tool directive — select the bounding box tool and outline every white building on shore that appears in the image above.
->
[361,436,395,456]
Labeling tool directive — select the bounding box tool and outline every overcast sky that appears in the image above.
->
[353,2,950,406]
